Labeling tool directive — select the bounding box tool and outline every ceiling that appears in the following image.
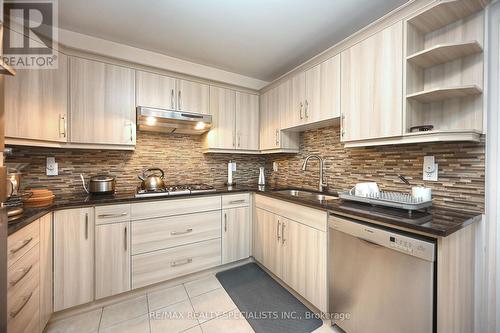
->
[59,0,409,82]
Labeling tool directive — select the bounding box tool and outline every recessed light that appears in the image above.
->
[195,122,206,130]
[145,116,157,126]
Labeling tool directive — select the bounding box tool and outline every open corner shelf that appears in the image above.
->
[406,85,482,103]
[408,0,490,33]
[407,41,483,68]
[403,129,482,142]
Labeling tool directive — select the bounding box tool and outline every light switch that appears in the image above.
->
[46,157,58,176]
[423,156,438,181]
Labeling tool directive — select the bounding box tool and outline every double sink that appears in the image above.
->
[272,189,339,203]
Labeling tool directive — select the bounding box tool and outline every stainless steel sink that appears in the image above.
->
[273,189,339,202]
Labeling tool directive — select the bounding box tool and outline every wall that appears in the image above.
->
[267,126,485,214]
[7,126,485,214]
[6,131,266,196]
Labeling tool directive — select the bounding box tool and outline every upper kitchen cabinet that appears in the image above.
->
[341,21,404,143]
[136,70,209,114]
[260,87,299,153]
[136,70,177,110]
[204,87,259,153]
[285,54,341,130]
[70,57,136,146]
[5,52,68,144]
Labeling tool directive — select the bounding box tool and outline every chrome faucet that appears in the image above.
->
[301,155,327,192]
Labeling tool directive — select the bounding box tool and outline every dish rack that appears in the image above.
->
[339,191,432,216]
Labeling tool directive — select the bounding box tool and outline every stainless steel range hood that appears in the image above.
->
[137,106,212,134]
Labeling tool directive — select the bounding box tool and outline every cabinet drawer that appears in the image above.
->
[132,238,221,289]
[222,193,250,209]
[132,211,221,255]
[95,204,131,225]
[255,194,327,231]
[7,245,40,333]
[8,220,40,267]
[131,196,221,220]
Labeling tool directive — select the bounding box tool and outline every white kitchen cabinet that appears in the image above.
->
[5,52,68,143]
[70,57,136,146]
[95,221,131,299]
[53,208,95,311]
[260,88,299,152]
[254,208,283,279]
[222,206,250,264]
[341,21,403,142]
[206,86,236,149]
[136,70,177,110]
[235,92,259,150]
[287,55,341,129]
[177,79,209,114]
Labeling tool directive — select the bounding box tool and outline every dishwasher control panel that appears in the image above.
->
[329,215,436,262]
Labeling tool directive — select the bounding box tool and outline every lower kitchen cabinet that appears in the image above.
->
[53,208,95,311]
[95,222,131,300]
[254,200,328,312]
[222,206,250,264]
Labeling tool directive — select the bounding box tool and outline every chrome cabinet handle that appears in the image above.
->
[229,199,245,204]
[9,265,33,286]
[98,212,128,219]
[85,213,89,240]
[299,102,303,119]
[178,90,182,110]
[124,226,127,251]
[10,292,33,318]
[276,220,281,241]
[224,213,228,232]
[341,113,345,139]
[281,222,286,244]
[10,238,33,254]
[275,129,280,146]
[129,122,134,142]
[238,133,241,148]
[233,133,236,148]
[171,89,175,109]
[170,258,192,267]
[304,100,309,118]
[59,114,66,138]
[171,228,193,236]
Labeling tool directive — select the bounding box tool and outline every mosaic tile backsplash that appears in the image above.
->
[7,126,485,213]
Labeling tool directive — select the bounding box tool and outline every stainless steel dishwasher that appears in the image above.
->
[329,214,436,333]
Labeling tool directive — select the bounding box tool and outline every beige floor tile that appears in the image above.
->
[181,326,203,333]
[183,275,222,298]
[149,299,198,333]
[98,314,150,333]
[45,308,102,333]
[148,284,189,311]
[100,296,149,329]
[200,310,254,333]
[189,288,237,323]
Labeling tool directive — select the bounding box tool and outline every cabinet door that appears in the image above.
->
[305,64,320,123]
[206,86,236,149]
[341,21,403,142]
[278,79,293,129]
[260,87,279,150]
[177,79,209,114]
[5,52,68,142]
[235,92,259,150]
[39,214,52,331]
[222,207,250,264]
[54,208,94,311]
[282,218,328,312]
[319,55,341,121]
[95,222,131,299]
[70,57,135,145]
[136,70,176,110]
[291,71,306,127]
[253,208,282,279]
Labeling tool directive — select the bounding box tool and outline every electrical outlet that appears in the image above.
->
[46,157,58,176]
[423,156,438,181]
[231,162,236,172]
[273,161,278,172]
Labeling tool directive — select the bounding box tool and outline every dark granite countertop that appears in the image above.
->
[7,186,481,237]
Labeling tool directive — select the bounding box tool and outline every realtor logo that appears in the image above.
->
[3,0,58,69]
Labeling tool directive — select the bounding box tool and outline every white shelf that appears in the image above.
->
[408,0,490,34]
[407,85,482,103]
[407,41,482,68]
